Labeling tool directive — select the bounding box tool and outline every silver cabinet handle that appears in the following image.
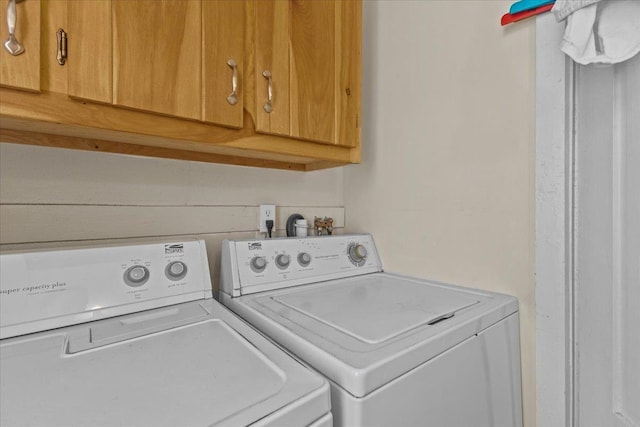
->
[262,70,273,113]
[226,59,238,105]
[4,0,25,56]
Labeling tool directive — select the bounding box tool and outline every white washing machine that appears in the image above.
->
[219,234,523,427]
[0,238,332,427]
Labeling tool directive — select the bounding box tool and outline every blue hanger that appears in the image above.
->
[510,0,555,15]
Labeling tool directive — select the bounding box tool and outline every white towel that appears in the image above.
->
[552,0,640,65]
[552,0,602,20]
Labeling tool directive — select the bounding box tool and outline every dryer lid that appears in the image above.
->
[273,275,479,344]
[241,273,519,397]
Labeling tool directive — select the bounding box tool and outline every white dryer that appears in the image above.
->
[0,239,332,427]
[219,234,523,427]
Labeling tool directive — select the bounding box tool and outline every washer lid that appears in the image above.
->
[238,273,519,397]
[273,276,479,344]
[1,301,328,427]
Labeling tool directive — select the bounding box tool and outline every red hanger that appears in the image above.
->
[501,3,553,26]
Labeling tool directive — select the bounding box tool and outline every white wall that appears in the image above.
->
[0,142,345,291]
[347,1,535,426]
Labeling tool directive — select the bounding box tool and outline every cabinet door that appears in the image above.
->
[68,0,112,103]
[203,1,244,128]
[69,0,243,128]
[255,0,290,137]
[255,0,360,147]
[289,0,336,144]
[112,0,201,120]
[0,0,41,91]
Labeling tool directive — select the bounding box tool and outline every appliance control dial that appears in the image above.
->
[165,261,188,281]
[275,254,290,269]
[347,243,368,266]
[124,265,150,287]
[250,256,267,273]
[297,252,312,267]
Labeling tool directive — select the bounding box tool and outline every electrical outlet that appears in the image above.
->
[258,204,276,232]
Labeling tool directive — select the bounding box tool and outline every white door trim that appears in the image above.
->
[535,14,575,427]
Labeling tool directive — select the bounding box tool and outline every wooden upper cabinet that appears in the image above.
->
[1,0,362,170]
[66,0,359,139]
[0,0,41,92]
[255,0,361,147]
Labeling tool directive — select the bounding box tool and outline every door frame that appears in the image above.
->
[535,13,576,427]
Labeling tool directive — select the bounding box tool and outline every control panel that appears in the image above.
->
[220,234,382,296]
[0,239,212,339]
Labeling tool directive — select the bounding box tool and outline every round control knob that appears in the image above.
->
[250,256,267,273]
[124,265,150,287]
[297,252,312,267]
[348,243,368,266]
[275,254,290,269]
[165,261,188,281]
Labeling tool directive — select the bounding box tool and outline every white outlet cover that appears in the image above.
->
[259,205,276,232]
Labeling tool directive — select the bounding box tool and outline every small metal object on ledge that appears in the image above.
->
[314,217,334,236]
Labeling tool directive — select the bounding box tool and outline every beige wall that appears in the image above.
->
[1,1,536,424]
[346,1,536,426]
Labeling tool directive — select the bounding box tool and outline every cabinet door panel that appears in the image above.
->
[42,0,69,94]
[290,0,335,144]
[255,0,290,137]
[68,0,112,103]
[336,0,360,148]
[113,0,201,120]
[203,1,244,128]
[0,0,41,91]
[254,0,360,147]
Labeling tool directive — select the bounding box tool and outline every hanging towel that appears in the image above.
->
[551,0,601,20]
[552,0,640,65]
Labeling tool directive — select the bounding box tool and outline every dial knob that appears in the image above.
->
[250,256,267,273]
[297,252,312,267]
[348,244,368,266]
[275,254,290,269]
[124,265,149,287]
[166,261,187,281]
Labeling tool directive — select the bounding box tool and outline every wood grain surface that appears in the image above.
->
[255,0,290,137]
[113,0,202,119]
[68,0,112,103]
[203,0,244,128]
[0,0,361,170]
[0,0,41,91]
[290,0,335,143]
